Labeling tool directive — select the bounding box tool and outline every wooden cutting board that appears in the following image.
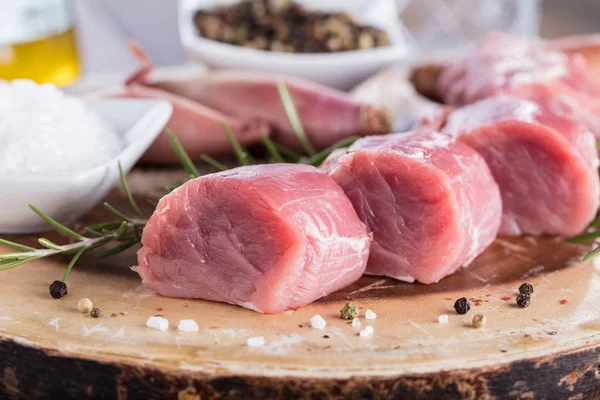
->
[0,168,599,400]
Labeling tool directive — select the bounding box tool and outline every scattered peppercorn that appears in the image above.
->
[340,302,358,320]
[49,280,67,299]
[548,331,558,335]
[323,335,330,339]
[90,308,101,318]
[472,314,486,328]
[516,294,531,308]
[77,298,93,314]
[193,0,390,54]
[454,297,471,314]
[519,283,534,296]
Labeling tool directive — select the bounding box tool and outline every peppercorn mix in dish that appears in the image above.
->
[193,0,390,53]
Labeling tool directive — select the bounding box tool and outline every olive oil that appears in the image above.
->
[0,0,80,86]
[0,28,79,86]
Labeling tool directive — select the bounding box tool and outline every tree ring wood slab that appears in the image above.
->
[1,164,599,400]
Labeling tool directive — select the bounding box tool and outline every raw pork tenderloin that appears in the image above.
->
[322,130,502,284]
[441,86,600,236]
[136,164,371,313]
[436,33,600,138]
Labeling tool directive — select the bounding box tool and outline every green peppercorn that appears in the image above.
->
[340,302,358,320]
[49,280,67,299]
[516,294,530,308]
[519,283,534,296]
[454,297,471,314]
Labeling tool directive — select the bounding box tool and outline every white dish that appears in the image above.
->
[0,99,173,235]
[179,0,410,90]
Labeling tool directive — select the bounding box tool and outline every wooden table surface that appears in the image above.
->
[0,168,599,399]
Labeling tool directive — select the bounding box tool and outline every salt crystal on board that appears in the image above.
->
[146,316,169,331]
[438,315,449,324]
[178,319,199,332]
[310,314,326,329]
[351,318,361,327]
[360,326,374,337]
[247,336,265,347]
[365,309,377,320]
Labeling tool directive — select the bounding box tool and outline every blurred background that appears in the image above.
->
[1,0,599,86]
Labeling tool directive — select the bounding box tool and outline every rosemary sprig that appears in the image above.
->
[277,82,316,156]
[261,134,285,163]
[0,165,147,296]
[274,142,301,162]
[166,129,199,179]
[201,154,228,171]
[301,136,359,166]
[221,122,255,166]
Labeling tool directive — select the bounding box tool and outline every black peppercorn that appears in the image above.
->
[516,294,531,308]
[49,280,67,299]
[90,308,101,318]
[519,283,534,296]
[454,297,471,314]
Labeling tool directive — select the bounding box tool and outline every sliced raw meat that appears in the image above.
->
[136,164,371,313]
[323,130,501,284]
[437,33,600,121]
[442,90,600,236]
[145,70,393,151]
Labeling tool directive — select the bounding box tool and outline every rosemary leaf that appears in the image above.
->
[274,143,301,162]
[304,136,359,166]
[566,231,600,243]
[95,240,138,258]
[86,221,124,232]
[29,205,84,241]
[201,154,228,171]
[589,212,600,228]
[104,202,135,224]
[61,247,86,282]
[166,129,199,178]
[261,135,285,163]
[0,238,35,252]
[115,221,129,238]
[583,245,600,262]
[276,82,315,156]
[221,122,255,165]
[0,251,37,260]
[119,162,146,219]
[38,238,62,250]
[0,257,39,271]
[85,227,106,237]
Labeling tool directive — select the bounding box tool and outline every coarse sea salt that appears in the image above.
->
[310,314,326,330]
[146,316,169,331]
[0,79,122,175]
[365,309,377,320]
[178,319,199,332]
[351,318,361,327]
[438,315,449,324]
[247,336,266,347]
[359,326,374,337]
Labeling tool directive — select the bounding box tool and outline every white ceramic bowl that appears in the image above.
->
[0,99,173,234]
[179,0,409,89]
